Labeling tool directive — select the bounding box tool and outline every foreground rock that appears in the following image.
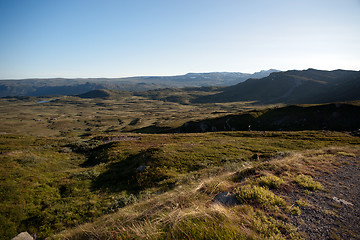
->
[213,192,239,206]
[11,232,34,240]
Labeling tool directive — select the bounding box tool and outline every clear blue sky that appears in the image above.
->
[0,0,359,79]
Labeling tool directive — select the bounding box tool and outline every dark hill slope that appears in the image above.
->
[194,69,360,104]
[177,103,360,132]
[77,89,113,98]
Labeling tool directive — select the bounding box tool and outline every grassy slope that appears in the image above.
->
[1,131,359,239]
[55,143,360,240]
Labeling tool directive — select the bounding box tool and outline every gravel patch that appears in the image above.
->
[285,157,360,239]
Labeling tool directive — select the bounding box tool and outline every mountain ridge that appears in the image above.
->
[194,69,360,104]
[0,70,278,97]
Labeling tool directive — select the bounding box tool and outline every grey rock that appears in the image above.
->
[11,232,34,240]
[213,192,239,206]
[136,165,148,172]
[332,196,353,206]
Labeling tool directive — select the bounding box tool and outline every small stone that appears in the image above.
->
[213,192,239,206]
[332,196,353,206]
[136,165,148,172]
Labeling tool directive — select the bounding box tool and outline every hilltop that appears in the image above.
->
[194,69,360,104]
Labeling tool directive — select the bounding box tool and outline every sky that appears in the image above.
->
[0,0,359,79]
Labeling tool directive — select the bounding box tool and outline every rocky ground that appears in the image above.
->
[287,157,360,240]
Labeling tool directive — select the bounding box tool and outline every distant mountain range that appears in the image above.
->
[0,70,278,97]
[194,69,360,104]
[2,69,359,105]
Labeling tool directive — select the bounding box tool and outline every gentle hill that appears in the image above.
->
[176,103,360,133]
[77,89,114,98]
[194,69,360,104]
[0,70,278,97]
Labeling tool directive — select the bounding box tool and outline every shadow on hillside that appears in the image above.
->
[80,143,117,167]
[176,103,360,133]
[91,158,139,192]
[76,142,143,192]
[90,153,142,193]
[130,125,174,134]
[89,148,163,193]
[90,147,173,193]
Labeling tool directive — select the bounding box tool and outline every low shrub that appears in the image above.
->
[234,185,286,208]
[295,198,312,207]
[286,206,301,216]
[294,174,323,191]
[256,175,284,189]
[252,211,299,239]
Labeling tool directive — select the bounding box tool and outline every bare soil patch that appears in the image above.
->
[286,157,360,239]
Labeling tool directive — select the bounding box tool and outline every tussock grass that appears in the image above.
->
[55,186,300,240]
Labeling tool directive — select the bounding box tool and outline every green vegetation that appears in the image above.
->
[55,140,357,240]
[0,93,254,137]
[295,199,312,208]
[2,131,353,239]
[1,90,360,239]
[294,174,324,191]
[234,185,286,208]
[256,175,284,189]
